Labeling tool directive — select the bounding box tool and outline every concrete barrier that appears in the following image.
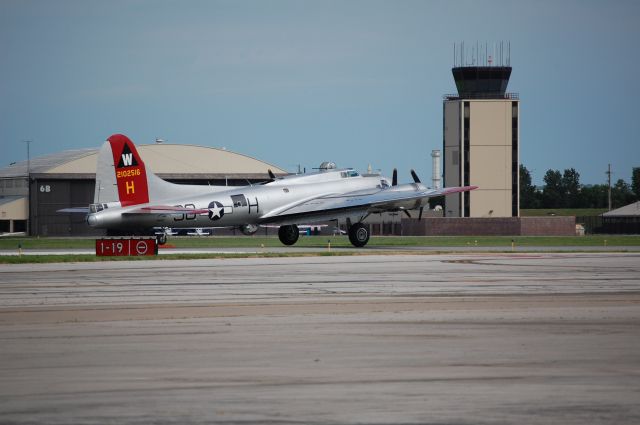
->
[401,216,576,236]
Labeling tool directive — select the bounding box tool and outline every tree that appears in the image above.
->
[519,164,540,208]
[522,166,636,210]
[632,167,640,201]
[542,169,564,208]
[581,184,608,208]
[612,179,635,208]
[562,168,581,208]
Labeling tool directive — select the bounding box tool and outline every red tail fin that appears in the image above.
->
[107,134,150,206]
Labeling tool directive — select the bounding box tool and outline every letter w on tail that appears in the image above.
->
[121,153,134,167]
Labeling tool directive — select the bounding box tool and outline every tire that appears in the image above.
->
[157,233,167,245]
[278,224,300,246]
[240,223,259,236]
[348,222,370,247]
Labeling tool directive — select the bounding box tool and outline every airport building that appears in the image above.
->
[443,43,519,218]
[601,201,640,234]
[0,142,287,236]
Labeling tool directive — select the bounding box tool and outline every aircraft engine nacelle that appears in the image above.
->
[239,224,259,235]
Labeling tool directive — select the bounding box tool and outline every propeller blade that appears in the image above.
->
[392,168,398,186]
[268,169,276,180]
[418,207,424,221]
[410,169,421,183]
[403,210,412,218]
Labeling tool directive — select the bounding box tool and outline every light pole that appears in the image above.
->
[23,140,32,236]
[606,163,612,211]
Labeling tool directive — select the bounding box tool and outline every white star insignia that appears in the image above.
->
[209,205,223,219]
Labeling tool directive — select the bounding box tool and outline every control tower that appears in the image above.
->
[443,42,519,217]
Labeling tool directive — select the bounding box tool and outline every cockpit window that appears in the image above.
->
[89,204,103,213]
[341,170,360,178]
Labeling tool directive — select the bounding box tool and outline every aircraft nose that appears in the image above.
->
[87,214,98,227]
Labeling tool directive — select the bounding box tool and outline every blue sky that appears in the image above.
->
[1,0,638,185]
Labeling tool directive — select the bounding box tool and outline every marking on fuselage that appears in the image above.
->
[207,201,225,220]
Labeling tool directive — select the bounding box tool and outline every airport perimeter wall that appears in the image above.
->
[401,217,576,236]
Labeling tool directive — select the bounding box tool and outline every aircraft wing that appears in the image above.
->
[366,185,476,212]
[259,184,477,224]
[57,207,90,213]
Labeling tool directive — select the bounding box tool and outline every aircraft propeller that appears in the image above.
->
[263,169,276,183]
[410,169,424,220]
[410,169,421,183]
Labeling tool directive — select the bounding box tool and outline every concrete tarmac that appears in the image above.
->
[2,243,640,256]
[1,253,639,424]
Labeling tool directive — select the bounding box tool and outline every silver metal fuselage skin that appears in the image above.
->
[87,170,392,231]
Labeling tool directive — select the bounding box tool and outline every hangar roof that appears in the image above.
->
[602,201,640,217]
[0,144,287,179]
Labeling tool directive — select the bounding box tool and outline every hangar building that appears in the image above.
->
[601,201,640,234]
[0,142,287,236]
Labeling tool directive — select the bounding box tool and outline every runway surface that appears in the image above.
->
[1,253,639,424]
[2,244,640,256]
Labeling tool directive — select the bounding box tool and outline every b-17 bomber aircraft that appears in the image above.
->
[78,134,477,247]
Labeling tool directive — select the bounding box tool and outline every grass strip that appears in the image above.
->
[2,235,640,250]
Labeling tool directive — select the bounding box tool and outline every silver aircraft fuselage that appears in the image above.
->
[87,169,392,231]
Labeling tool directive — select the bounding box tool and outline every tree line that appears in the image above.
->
[519,165,640,210]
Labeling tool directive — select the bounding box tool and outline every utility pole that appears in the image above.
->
[606,163,612,211]
[23,140,32,236]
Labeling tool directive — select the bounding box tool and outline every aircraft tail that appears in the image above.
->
[95,133,241,206]
[94,134,150,206]
[95,134,192,206]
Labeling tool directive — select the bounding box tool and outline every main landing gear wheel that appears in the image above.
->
[157,233,167,245]
[278,224,300,246]
[348,222,370,247]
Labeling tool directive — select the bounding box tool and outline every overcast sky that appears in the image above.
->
[1,0,638,185]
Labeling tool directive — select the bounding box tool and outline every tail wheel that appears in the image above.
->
[348,223,370,247]
[278,225,300,246]
[239,223,259,236]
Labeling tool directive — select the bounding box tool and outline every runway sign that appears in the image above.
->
[95,238,158,256]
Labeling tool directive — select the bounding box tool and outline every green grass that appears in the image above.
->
[521,208,607,217]
[2,234,639,250]
[0,238,96,250]
[1,235,639,264]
